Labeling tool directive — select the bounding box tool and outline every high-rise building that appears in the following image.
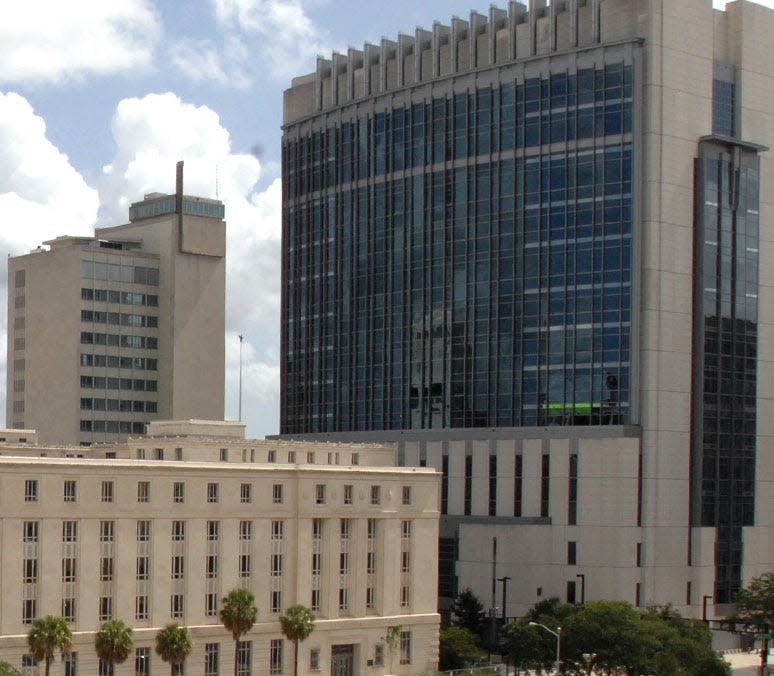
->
[280,0,773,619]
[7,168,226,445]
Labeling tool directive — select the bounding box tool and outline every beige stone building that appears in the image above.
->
[0,421,440,675]
[280,0,774,628]
[7,168,226,446]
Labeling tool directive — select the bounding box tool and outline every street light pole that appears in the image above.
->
[498,576,511,621]
[529,621,561,674]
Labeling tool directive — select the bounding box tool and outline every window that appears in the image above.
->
[287,450,296,463]
[311,589,321,612]
[172,555,185,579]
[568,453,579,525]
[338,587,348,611]
[207,521,220,541]
[99,658,112,676]
[173,482,185,503]
[205,643,219,676]
[135,595,149,620]
[239,554,251,578]
[62,597,76,622]
[272,521,283,540]
[102,481,114,503]
[402,486,411,505]
[207,555,218,579]
[137,481,150,503]
[136,557,149,580]
[315,484,326,504]
[64,480,77,502]
[366,586,375,609]
[23,598,36,624]
[370,485,381,505]
[239,521,252,541]
[401,585,410,607]
[64,652,77,676]
[514,454,523,517]
[237,641,251,676]
[174,448,183,460]
[270,639,282,674]
[271,553,282,577]
[309,647,320,671]
[61,557,77,582]
[63,521,78,542]
[23,558,37,584]
[100,521,114,542]
[272,484,283,504]
[351,452,359,465]
[136,647,150,675]
[374,644,384,666]
[568,541,577,565]
[401,551,410,573]
[137,521,151,541]
[343,485,353,505]
[171,594,184,618]
[153,448,164,461]
[267,449,276,463]
[99,596,113,621]
[339,552,349,575]
[100,557,113,581]
[172,521,186,541]
[400,631,412,664]
[271,590,282,614]
[402,520,412,539]
[207,483,219,503]
[23,521,38,542]
[220,448,228,461]
[541,453,550,517]
[239,483,252,503]
[25,479,38,502]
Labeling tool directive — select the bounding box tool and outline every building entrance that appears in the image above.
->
[331,644,355,676]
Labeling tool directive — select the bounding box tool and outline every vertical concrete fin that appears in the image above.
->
[508,2,527,60]
[415,28,432,83]
[451,16,468,73]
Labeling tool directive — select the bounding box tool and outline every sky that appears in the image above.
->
[0,0,769,439]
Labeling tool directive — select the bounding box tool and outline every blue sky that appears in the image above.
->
[0,0,768,439]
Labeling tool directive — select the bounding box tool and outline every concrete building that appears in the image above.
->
[7,165,226,445]
[280,0,774,622]
[0,421,439,675]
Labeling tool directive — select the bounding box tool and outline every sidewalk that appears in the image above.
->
[724,650,771,675]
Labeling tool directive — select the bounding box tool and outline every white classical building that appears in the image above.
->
[0,421,439,676]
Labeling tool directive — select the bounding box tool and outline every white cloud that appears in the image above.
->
[208,0,329,80]
[99,92,282,437]
[0,0,160,84]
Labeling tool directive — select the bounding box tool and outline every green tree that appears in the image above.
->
[500,619,554,675]
[728,573,774,674]
[27,615,73,676]
[154,623,192,676]
[94,620,134,675]
[439,626,484,670]
[220,588,258,676]
[280,604,316,676]
[450,588,485,637]
[384,625,401,674]
[0,662,21,676]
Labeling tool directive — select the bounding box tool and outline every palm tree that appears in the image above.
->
[279,605,316,676]
[27,615,73,676]
[220,589,258,676]
[155,623,192,676]
[94,620,134,675]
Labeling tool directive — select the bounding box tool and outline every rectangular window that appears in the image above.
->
[340,518,350,540]
[401,551,410,573]
[100,557,113,581]
[220,448,228,462]
[136,647,150,675]
[62,521,78,542]
[338,587,348,611]
[63,652,76,676]
[137,481,150,503]
[25,479,38,502]
[270,639,283,674]
[374,644,384,667]
[62,597,76,622]
[137,521,151,541]
[402,520,412,539]
[23,558,37,584]
[400,631,412,664]
[100,521,114,542]
[271,590,282,614]
[402,486,411,505]
[401,585,410,607]
[173,482,185,503]
[237,641,251,676]
[567,541,577,565]
[343,484,353,505]
[272,484,283,504]
[239,554,251,578]
[514,454,523,517]
[568,453,578,525]
[24,521,39,542]
[636,542,642,567]
[540,454,550,517]
[370,485,381,505]
[99,596,113,621]
[62,557,77,582]
[240,483,252,503]
[23,598,36,624]
[309,647,320,671]
[271,553,282,577]
[239,521,252,541]
[172,520,185,541]
[208,520,220,541]
[489,453,498,516]
[267,450,276,463]
[315,484,326,504]
[272,521,283,540]
[171,555,184,579]
[207,555,218,579]
[64,480,77,502]
[135,595,149,620]
[464,454,472,515]
[311,589,321,612]
[171,593,184,618]
[205,643,219,676]
[207,482,219,503]
[136,556,149,580]
[101,481,114,503]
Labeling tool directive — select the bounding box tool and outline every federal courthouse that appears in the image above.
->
[280,0,774,618]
